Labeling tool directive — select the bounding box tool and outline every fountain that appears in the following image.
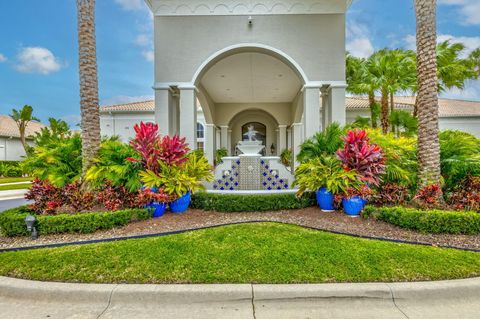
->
[236,125,265,155]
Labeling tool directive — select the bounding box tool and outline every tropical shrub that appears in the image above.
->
[372,183,410,206]
[22,133,82,187]
[62,182,95,212]
[343,185,374,200]
[366,129,417,187]
[388,110,417,137]
[362,206,480,235]
[439,130,480,190]
[0,161,23,177]
[447,176,480,211]
[280,148,292,167]
[297,123,344,163]
[96,183,150,211]
[86,137,142,192]
[413,184,443,209]
[215,148,228,165]
[336,129,386,186]
[24,179,63,214]
[129,122,163,173]
[294,156,361,197]
[157,135,190,166]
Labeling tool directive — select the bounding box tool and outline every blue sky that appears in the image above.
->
[0,0,479,127]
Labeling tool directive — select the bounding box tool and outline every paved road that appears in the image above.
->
[0,276,479,319]
[0,198,30,213]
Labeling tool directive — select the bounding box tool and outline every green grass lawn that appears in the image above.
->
[0,183,31,191]
[0,223,479,284]
[0,177,31,184]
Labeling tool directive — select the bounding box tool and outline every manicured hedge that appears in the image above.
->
[0,206,153,237]
[362,206,480,235]
[191,192,316,212]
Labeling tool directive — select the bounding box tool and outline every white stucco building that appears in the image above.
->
[138,0,353,164]
[0,115,45,161]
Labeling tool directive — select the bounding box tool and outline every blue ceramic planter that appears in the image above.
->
[316,188,335,212]
[342,196,366,217]
[170,192,191,214]
[151,202,167,218]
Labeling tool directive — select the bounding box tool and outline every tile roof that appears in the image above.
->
[0,115,46,139]
[100,97,480,118]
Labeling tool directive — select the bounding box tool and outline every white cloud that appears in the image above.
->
[114,0,145,11]
[0,53,6,63]
[438,0,480,25]
[346,22,375,58]
[142,50,154,62]
[15,47,62,75]
[404,34,480,56]
[102,95,154,106]
[135,34,150,47]
[441,79,480,101]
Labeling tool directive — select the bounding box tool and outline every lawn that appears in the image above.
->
[0,177,31,184]
[0,223,479,284]
[0,183,31,191]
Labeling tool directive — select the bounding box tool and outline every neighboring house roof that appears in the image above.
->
[100,97,480,118]
[0,115,46,139]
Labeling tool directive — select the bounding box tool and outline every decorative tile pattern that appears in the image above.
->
[260,160,289,190]
[213,163,240,191]
[239,156,262,190]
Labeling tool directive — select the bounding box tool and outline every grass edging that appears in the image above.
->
[190,192,316,212]
[0,206,153,237]
[362,206,480,235]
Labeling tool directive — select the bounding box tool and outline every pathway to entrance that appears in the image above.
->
[1,276,479,319]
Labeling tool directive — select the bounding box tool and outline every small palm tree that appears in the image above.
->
[10,105,40,152]
[414,0,442,192]
[297,123,344,163]
[76,0,101,174]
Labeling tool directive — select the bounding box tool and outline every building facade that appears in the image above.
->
[143,0,352,164]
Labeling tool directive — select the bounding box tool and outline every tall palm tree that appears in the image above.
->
[76,0,101,174]
[10,105,40,153]
[414,0,442,192]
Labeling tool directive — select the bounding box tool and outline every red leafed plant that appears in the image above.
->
[128,122,190,172]
[372,183,410,206]
[447,177,480,211]
[336,129,386,186]
[343,185,374,200]
[158,135,190,166]
[96,182,142,211]
[25,179,63,215]
[413,184,443,208]
[138,188,177,204]
[63,182,95,212]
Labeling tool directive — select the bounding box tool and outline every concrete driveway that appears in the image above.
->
[0,198,30,213]
[0,276,479,319]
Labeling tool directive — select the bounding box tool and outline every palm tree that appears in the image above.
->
[414,0,442,192]
[10,105,40,153]
[469,48,480,77]
[76,0,101,174]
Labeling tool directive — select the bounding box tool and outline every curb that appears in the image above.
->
[0,189,27,201]
[0,276,479,304]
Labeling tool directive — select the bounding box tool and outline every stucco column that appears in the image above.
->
[154,88,174,136]
[328,85,347,126]
[179,87,197,149]
[216,128,221,149]
[204,124,215,165]
[287,127,292,149]
[278,125,287,154]
[220,125,228,151]
[303,86,321,138]
[227,129,232,156]
[291,122,303,170]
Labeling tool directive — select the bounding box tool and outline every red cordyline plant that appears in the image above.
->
[336,129,386,186]
[128,122,190,172]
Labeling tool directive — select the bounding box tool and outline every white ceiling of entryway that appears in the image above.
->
[200,53,302,103]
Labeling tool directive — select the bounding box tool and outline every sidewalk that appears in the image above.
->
[0,276,479,319]
[0,189,28,201]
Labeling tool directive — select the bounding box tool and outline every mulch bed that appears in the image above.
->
[1,207,480,251]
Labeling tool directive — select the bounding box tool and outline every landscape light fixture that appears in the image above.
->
[24,215,38,240]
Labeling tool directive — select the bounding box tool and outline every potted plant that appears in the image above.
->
[342,185,374,217]
[140,188,174,218]
[294,156,360,212]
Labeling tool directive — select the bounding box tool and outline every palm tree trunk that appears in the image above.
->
[380,87,389,134]
[368,92,377,128]
[76,0,101,175]
[415,0,442,192]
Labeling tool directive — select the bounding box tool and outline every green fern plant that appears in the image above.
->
[297,123,345,163]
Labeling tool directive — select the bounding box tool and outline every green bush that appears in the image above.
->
[0,206,153,237]
[191,192,316,212]
[362,206,480,235]
[0,161,23,177]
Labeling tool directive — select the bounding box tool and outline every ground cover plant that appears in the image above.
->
[0,223,479,283]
